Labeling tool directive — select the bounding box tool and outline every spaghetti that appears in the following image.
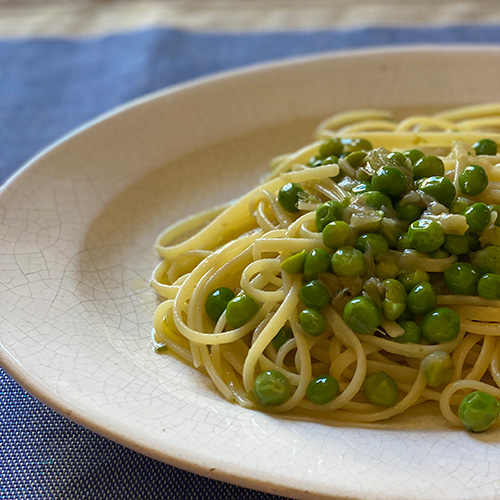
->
[151,103,500,431]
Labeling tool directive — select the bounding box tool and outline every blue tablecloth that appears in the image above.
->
[1,18,500,500]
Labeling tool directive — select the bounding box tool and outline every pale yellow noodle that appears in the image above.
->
[465,335,496,381]
[320,131,500,150]
[329,370,427,422]
[242,275,300,392]
[452,334,482,380]
[490,344,500,386]
[395,116,456,132]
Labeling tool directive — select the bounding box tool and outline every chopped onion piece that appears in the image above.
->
[399,249,458,272]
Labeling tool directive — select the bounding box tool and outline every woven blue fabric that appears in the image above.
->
[1,24,499,500]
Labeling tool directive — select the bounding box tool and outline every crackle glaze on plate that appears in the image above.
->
[1,46,500,500]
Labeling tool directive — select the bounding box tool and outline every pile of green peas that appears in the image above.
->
[204,136,500,430]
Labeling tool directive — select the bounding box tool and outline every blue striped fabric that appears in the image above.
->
[1,24,499,500]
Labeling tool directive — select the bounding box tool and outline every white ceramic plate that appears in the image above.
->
[2,46,500,500]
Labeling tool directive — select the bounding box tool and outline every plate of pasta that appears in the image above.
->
[1,46,500,500]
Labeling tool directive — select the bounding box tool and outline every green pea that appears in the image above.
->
[428,247,450,260]
[382,279,407,321]
[398,269,430,293]
[355,168,372,182]
[468,231,481,251]
[491,204,500,227]
[351,181,372,194]
[375,258,400,280]
[363,371,399,406]
[421,350,454,387]
[205,287,235,322]
[394,320,421,344]
[377,221,403,249]
[372,166,407,198]
[299,280,331,309]
[413,155,445,179]
[304,248,331,280]
[464,202,491,233]
[319,137,343,158]
[315,200,344,232]
[407,282,437,315]
[387,151,408,167]
[254,370,291,406]
[280,249,308,274]
[471,245,500,274]
[272,325,293,349]
[443,262,480,295]
[345,151,367,167]
[397,308,415,322]
[477,273,500,300]
[225,294,260,328]
[343,296,382,335]
[395,200,424,222]
[419,176,456,207]
[322,221,351,249]
[450,197,473,214]
[430,247,451,259]
[341,137,373,153]
[458,391,500,432]
[299,308,328,336]
[331,246,367,277]
[408,219,445,253]
[321,155,339,165]
[359,190,393,210]
[306,375,340,405]
[421,307,461,344]
[404,149,425,164]
[354,233,389,261]
[443,233,470,255]
[307,155,323,167]
[278,182,305,213]
[473,138,498,156]
[322,156,342,181]
[458,164,489,196]
[396,233,412,252]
